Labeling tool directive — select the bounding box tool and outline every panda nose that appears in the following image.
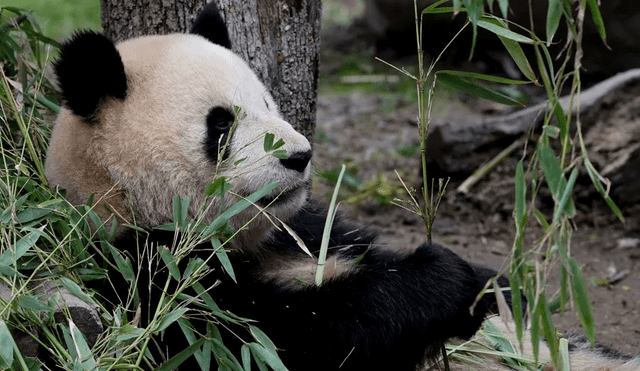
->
[280,150,312,173]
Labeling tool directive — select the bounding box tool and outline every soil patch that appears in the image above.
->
[313,90,640,355]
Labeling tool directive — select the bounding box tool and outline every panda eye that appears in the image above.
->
[207,106,235,131]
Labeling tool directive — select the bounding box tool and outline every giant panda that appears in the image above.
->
[44,3,637,371]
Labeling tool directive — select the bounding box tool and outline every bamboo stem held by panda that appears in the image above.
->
[315,164,346,286]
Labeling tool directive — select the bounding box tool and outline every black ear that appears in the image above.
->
[190,2,232,49]
[54,31,128,124]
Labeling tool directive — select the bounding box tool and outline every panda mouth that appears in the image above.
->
[256,183,307,207]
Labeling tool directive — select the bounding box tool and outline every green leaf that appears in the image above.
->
[498,0,509,18]
[498,35,537,82]
[247,343,288,371]
[316,165,346,286]
[272,138,285,151]
[178,318,211,371]
[584,159,624,222]
[546,0,563,45]
[156,307,189,334]
[263,133,275,152]
[437,72,524,106]
[159,246,181,281]
[15,207,50,224]
[421,0,455,15]
[203,182,279,236]
[250,326,278,357]
[271,149,288,159]
[538,292,558,367]
[586,0,607,45]
[69,320,96,370]
[514,160,526,230]
[17,295,52,313]
[559,338,571,371]
[59,278,96,305]
[0,230,40,266]
[538,145,562,196]
[206,177,231,199]
[553,167,578,223]
[0,320,15,369]
[172,196,189,229]
[436,70,532,85]
[108,244,134,282]
[477,19,535,44]
[213,237,236,282]
[241,344,252,371]
[569,259,595,345]
[156,338,206,371]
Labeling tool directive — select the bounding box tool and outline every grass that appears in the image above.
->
[2,0,100,40]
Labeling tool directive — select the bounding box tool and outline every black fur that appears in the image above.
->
[102,202,507,371]
[190,2,232,49]
[54,32,127,124]
[203,106,235,162]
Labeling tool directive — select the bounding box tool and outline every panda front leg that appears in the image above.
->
[221,243,502,371]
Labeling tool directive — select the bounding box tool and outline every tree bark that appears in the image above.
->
[100,0,321,139]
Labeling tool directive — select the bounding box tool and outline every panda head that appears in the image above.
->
[45,4,313,251]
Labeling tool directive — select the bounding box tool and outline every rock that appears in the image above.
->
[0,279,103,357]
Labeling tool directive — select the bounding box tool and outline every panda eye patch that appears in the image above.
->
[207,106,235,131]
[204,106,235,162]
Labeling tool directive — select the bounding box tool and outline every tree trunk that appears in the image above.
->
[100,0,321,139]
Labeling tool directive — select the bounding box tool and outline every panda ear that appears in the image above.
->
[54,31,128,124]
[190,2,232,49]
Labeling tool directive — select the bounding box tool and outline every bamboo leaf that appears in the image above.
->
[0,230,40,266]
[204,182,279,236]
[247,343,288,371]
[538,292,558,367]
[514,160,526,229]
[584,159,624,222]
[586,0,607,45]
[213,237,236,283]
[0,320,15,369]
[241,344,252,371]
[498,0,509,18]
[437,72,524,106]
[316,165,346,285]
[559,338,570,371]
[59,277,95,305]
[263,133,275,152]
[156,307,189,334]
[538,145,562,196]
[568,259,595,345]
[156,338,206,371]
[498,35,537,82]
[508,267,524,347]
[271,138,285,151]
[477,19,535,44]
[69,320,96,370]
[437,70,531,85]
[271,149,288,159]
[421,0,454,15]
[17,295,52,313]
[159,246,181,281]
[109,244,134,282]
[553,167,578,222]
[546,0,563,45]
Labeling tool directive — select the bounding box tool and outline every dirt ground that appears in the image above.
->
[312,82,640,356]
